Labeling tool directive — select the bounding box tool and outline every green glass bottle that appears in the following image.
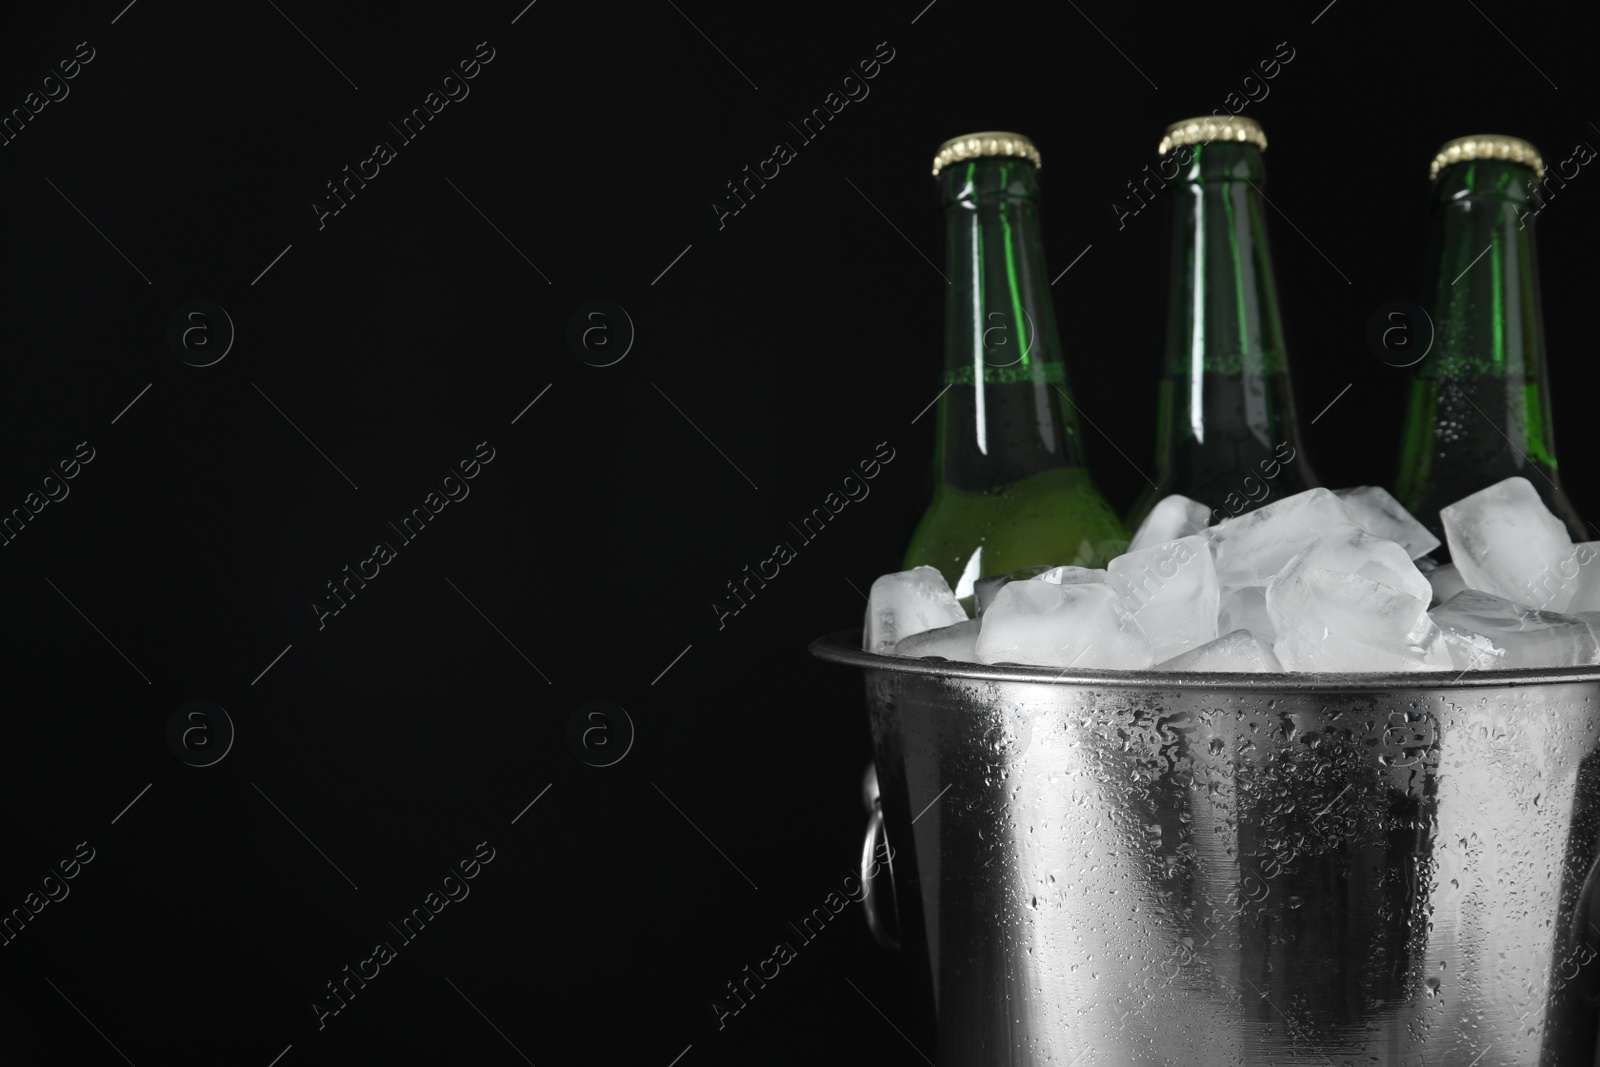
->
[902,132,1127,596]
[1127,115,1320,532]
[1394,134,1584,544]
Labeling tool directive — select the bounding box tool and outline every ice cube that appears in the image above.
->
[1107,535,1219,661]
[1208,490,1361,648]
[1334,486,1441,559]
[863,566,968,654]
[1528,542,1600,614]
[1035,565,1109,585]
[1409,616,1457,669]
[1225,521,1429,655]
[1430,590,1600,669]
[1277,523,1433,604]
[1440,477,1573,610]
[973,565,1056,617]
[1426,563,1468,606]
[1436,626,1504,671]
[1128,494,1210,553]
[1265,526,1438,671]
[974,581,1153,669]
[1269,569,1442,671]
[1218,586,1275,643]
[1209,488,1358,587]
[1154,629,1282,672]
[893,618,981,661]
[973,565,1108,616]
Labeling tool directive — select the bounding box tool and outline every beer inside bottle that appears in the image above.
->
[1127,116,1319,532]
[1394,134,1584,544]
[903,132,1127,596]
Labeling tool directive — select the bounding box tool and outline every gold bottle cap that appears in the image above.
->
[1429,134,1544,181]
[1157,115,1267,155]
[931,131,1041,177]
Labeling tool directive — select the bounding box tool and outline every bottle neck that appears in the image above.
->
[934,157,1083,489]
[1160,143,1292,444]
[1396,157,1575,541]
[1139,142,1316,522]
[1423,160,1548,391]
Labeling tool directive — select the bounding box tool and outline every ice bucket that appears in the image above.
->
[811,630,1600,1066]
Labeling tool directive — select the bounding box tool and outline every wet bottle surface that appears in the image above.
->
[902,133,1127,595]
[1128,116,1319,532]
[1394,134,1585,545]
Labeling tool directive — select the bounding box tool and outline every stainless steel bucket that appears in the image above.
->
[811,630,1600,1066]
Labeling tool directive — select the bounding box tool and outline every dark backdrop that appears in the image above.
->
[2,1,1597,1064]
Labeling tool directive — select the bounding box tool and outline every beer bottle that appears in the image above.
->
[1127,116,1320,532]
[1394,134,1584,543]
[902,132,1127,596]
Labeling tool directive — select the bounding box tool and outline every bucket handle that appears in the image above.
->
[861,800,901,952]
[1569,847,1600,1005]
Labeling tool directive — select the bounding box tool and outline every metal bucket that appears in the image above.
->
[811,630,1600,1066]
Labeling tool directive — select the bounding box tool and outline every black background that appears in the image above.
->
[2,1,1598,1064]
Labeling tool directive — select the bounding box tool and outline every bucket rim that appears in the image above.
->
[808,629,1600,691]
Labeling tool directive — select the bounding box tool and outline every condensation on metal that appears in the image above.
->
[813,630,1600,1066]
